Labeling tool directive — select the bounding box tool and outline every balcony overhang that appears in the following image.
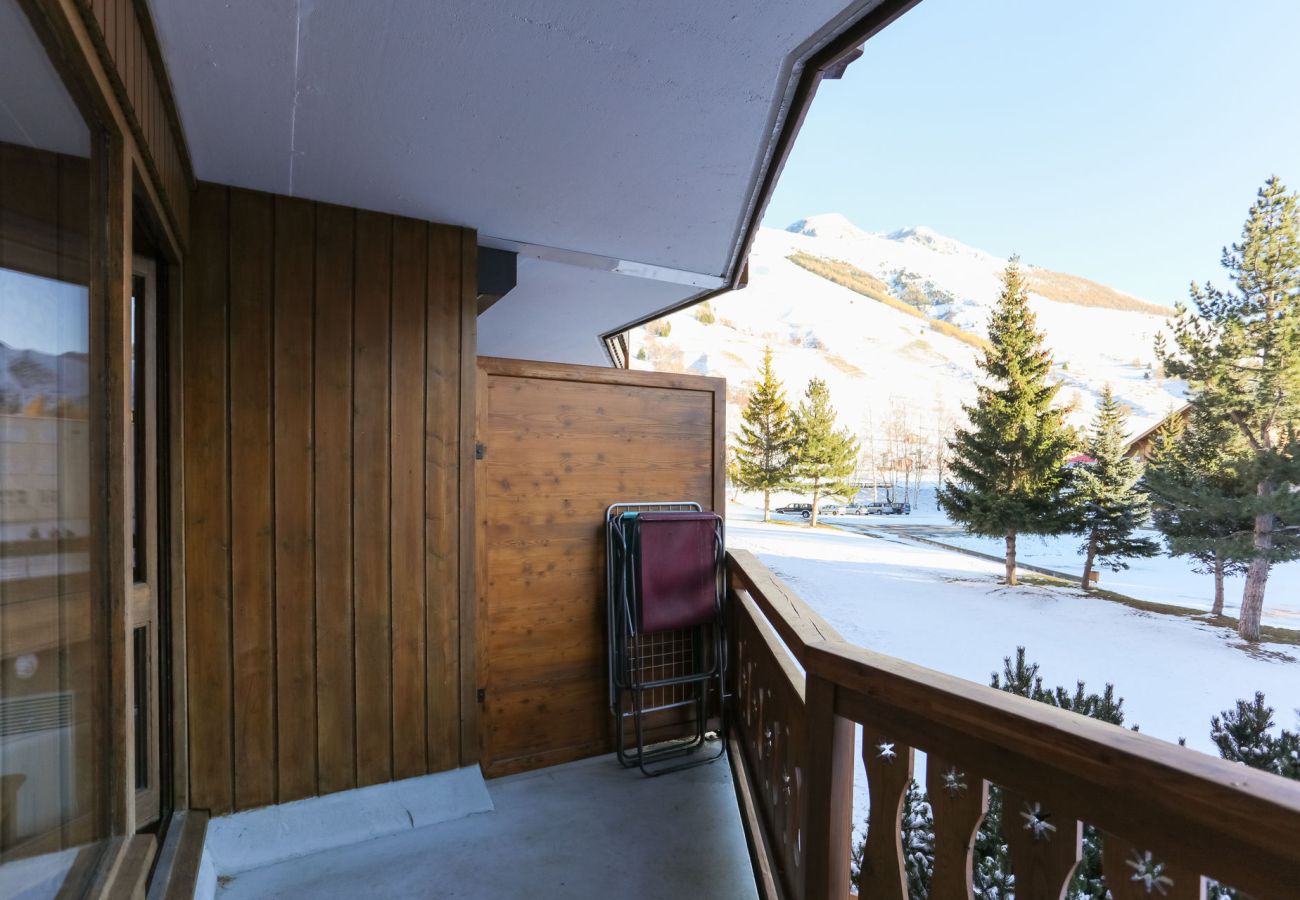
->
[145,0,919,365]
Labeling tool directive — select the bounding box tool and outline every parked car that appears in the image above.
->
[774,502,812,518]
[818,503,845,516]
[890,502,912,515]
[860,502,891,515]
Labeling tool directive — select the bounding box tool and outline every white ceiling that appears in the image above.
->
[147,0,886,362]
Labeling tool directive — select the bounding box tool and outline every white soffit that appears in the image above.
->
[478,257,700,367]
[147,0,879,281]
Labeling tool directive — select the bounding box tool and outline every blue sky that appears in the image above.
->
[0,270,88,356]
[763,0,1300,306]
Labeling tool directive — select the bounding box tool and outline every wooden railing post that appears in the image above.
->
[803,673,854,900]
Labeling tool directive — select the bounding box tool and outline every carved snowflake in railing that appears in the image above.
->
[876,741,897,762]
[1019,801,1057,840]
[781,768,791,797]
[763,726,774,757]
[1126,850,1175,895]
[941,766,967,796]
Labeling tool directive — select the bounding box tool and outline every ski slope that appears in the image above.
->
[631,216,1185,444]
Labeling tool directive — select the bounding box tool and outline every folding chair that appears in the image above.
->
[606,502,726,776]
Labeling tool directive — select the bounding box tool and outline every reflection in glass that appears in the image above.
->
[1,0,104,895]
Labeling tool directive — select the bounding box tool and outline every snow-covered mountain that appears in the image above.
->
[629,214,1184,448]
[0,341,90,412]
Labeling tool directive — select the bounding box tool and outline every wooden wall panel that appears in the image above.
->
[352,211,392,789]
[312,204,355,798]
[182,184,232,813]
[389,219,427,780]
[271,195,317,803]
[183,184,474,814]
[426,225,463,773]
[475,358,726,777]
[227,190,275,810]
[77,0,192,245]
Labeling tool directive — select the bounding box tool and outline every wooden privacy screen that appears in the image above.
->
[183,184,475,815]
[476,357,726,777]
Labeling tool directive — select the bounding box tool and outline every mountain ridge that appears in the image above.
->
[631,213,1184,451]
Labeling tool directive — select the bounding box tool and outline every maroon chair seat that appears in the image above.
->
[633,511,721,633]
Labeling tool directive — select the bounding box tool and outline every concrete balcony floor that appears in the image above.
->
[218,750,759,900]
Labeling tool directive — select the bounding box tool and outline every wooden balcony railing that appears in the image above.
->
[724,549,1300,900]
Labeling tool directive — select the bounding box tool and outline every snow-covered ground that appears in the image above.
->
[813,485,1300,630]
[725,502,1300,834]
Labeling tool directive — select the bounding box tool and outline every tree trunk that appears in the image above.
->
[1081,530,1098,591]
[810,481,820,528]
[1211,552,1225,617]
[763,490,771,523]
[1240,553,1269,641]
[1239,481,1275,641]
[1005,529,1018,586]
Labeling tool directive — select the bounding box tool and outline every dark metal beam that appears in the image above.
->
[476,246,517,316]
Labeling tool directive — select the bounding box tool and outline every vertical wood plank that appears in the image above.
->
[167,210,192,814]
[390,218,428,780]
[314,204,356,795]
[457,230,477,766]
[123,2,134,106]
[802,676,854,900]
[273,195,318,803]
[102,0,115,75]
[227,189,276,810]
[926,755,989,900]
[115,0,127,77]
[352,211,393,788]
[425,225,460,771]
[58,155,90,286]
[183,184,233,814]
[858,726,913,900]
[108,133,134,836]
[1001,787,1082,900]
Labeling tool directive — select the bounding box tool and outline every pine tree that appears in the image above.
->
[1073,386,1159,589]
[726,447,743,502]
[1143,408,1252,615]
[1205,693,1300,899]
[1211,692,1300,780]
[938,259,1077,584]
[790,377,859,527]
[1158,177,1300,641]
[733,347,797,521]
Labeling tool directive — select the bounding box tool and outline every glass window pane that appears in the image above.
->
[0,0,104,895]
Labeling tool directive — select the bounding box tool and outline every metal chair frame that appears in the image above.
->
[606,502,726,776]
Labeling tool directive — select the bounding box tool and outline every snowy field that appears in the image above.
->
[799,486,1300,629]
[725,502,1300,835]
